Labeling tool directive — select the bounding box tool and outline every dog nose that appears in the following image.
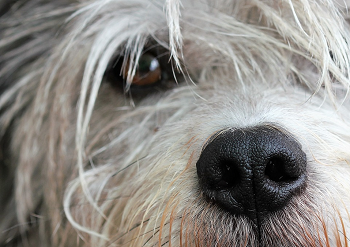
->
[196,126,307,225]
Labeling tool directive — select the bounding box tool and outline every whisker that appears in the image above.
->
[112,156,147,177]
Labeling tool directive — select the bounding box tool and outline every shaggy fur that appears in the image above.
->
[1,0,350,246]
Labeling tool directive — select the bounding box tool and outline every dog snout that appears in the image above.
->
[196,126,307,225]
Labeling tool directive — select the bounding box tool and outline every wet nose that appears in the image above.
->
[196,126,307,224]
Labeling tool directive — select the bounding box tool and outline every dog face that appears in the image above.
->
[1,0,350,246]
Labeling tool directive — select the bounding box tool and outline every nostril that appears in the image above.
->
[265,156,297,183]
[217,159,240,189]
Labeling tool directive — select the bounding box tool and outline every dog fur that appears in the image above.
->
[1,0,350,246]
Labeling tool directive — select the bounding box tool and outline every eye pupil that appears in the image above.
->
[129,53,161,86]
[138,54,159,73]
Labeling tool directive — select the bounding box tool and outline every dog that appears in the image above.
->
[1,0,350,246]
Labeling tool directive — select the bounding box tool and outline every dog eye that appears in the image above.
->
[106,50,177,95]
[124,53,162,87]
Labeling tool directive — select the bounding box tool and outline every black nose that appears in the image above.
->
[196,126,307,225]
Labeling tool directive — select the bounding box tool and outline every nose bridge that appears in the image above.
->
[196,126,307,225]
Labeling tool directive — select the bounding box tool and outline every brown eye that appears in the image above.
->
[106,47,181,95]
[124,53,162,86]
